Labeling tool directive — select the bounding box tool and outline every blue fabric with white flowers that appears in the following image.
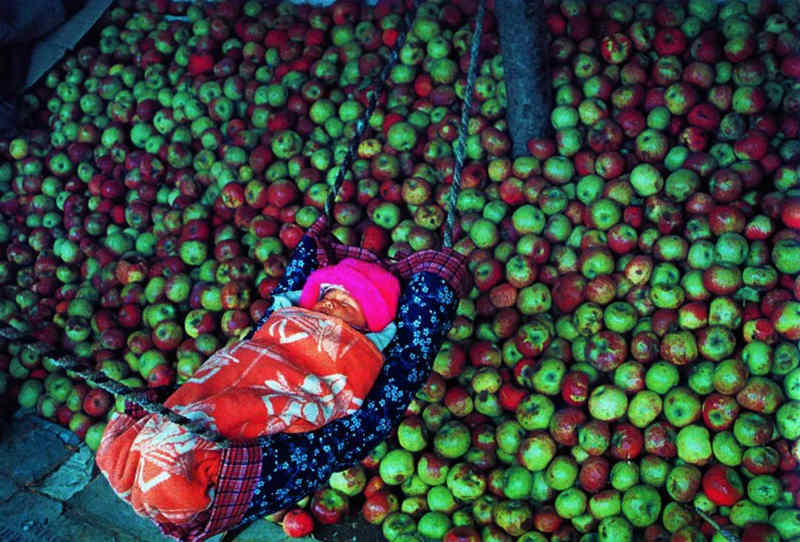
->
[237,236,457,522]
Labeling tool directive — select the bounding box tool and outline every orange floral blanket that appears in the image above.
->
[96,307,384,526]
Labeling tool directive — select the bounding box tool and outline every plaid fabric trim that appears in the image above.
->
[201,444,263,540]
[123,389,159,419]
[307,217,469,298]
[159,443,263,542]
[307,214,329,240]
[388,248,471,297]
[325,241,381,266]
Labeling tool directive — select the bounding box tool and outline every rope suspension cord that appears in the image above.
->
[323,0,424,220]
[443,0,486,249]
[0,2,423,445]
[1,0,489,447]
[0,326,232,447]
[324,0,487,250]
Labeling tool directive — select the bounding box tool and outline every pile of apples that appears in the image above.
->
[1,0,799,541]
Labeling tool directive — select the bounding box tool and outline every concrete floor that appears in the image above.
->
[0,412,321,542]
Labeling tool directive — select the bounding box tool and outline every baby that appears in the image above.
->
[270,257,402,349]
[313,286,367,329]
[96,258,402,527]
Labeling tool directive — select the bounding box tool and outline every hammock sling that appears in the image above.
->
[0,0,487,452]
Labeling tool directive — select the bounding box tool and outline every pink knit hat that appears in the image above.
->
[299,258,401,332]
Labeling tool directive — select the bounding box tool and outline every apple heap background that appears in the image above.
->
[1,0,800,541]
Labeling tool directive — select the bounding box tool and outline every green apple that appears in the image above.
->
[380,449,416,486]
[417,511,450,540]
[589,490,622,519]
[545,455,578,491]
[329,466,367,497]
[502,466,533,500]
[663,387,701,427]
[597,516,633,542]
[621,484,661,527]
[426,485,456,513]
[433,421,470,459]
[588,385,628,421]
[516,393,554,430]
[18,379,44,409]
[518,432,556,472]
[645,362,680,394]
[712,430,743,466]
[771,507,800,539]
[747,475,781,506]
[629,163,664,196]
[555,487,587,519]
[639,455,670,488]
[446,462,486,502]
[386,122,417,152]
[627,390,662,428]
[776,400,800,439]
[397,416,428,453]
[729,499,769,527]
[610,461,639,492]
[84,422,107,451]
[676,425,712,465]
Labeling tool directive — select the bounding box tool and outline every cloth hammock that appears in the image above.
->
[100,215,469,541]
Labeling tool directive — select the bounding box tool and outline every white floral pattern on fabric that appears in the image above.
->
[168,300,378,442]
[267,307,359,361]
[185,342,248,385]
[257,370,350,430]
[133,412,219,489]
[124,409,222,524]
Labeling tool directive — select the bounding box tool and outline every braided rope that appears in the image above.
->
[1,1,486,448]
[0,326,231,447]
[324,0,423,218]
[443,0,486,248]
[0,2,430,449]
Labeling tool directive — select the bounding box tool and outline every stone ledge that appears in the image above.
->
[0,475,18,502]
[1,511,129,542]
[66,476,174,541]
[0,415,77,485]
[36,445,95,501]
[24,412,81,447]
[0,491,63,530]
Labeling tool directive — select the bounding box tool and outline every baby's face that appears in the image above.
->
[312,287,367,330]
